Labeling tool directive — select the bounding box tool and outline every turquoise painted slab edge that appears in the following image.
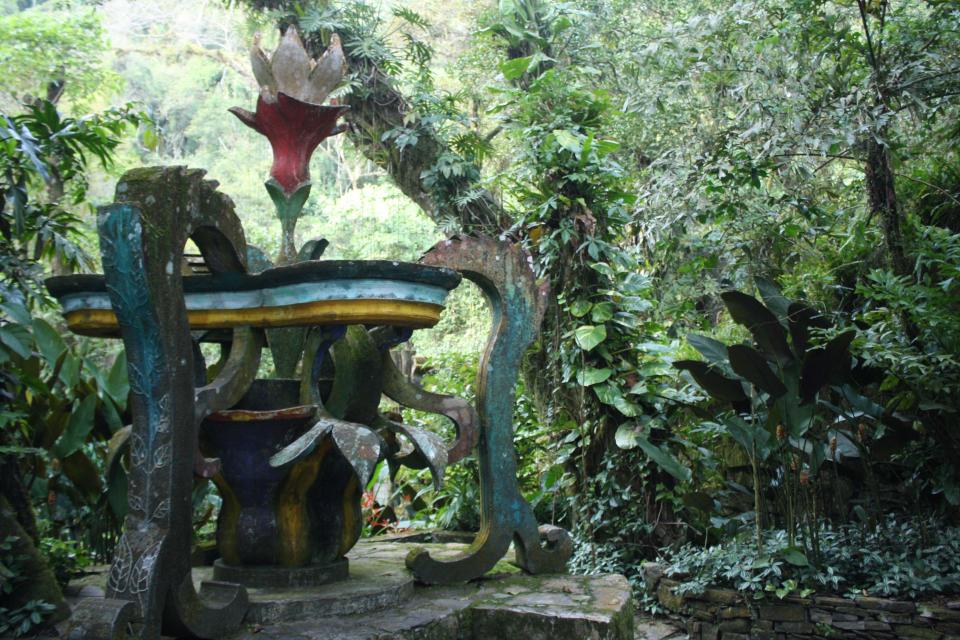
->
[58,278,452,314]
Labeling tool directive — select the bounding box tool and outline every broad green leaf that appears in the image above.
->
[553,129,582,154]
[52,395,97,459]
[107,454,128,520]
[574,325,607,351]
[591,302,614,323]
[687,333,730,365]
[0,300,31,325]
[614,424,639,449]
[100,396,124,433]
[635,434,692,482]
[612,394,642,417]
[787,302,831,356]
[59,353,81,389]
[499,55,533,80]
[755,277,790,320]
[721,291,793,365]
[589,262,615,278]
[541,465,565,491]
[674,360,747,403]
[621,296,652,313]
[104,351,129,407]
[141,124,160,151]
[31,318,66,366]
[61,450,103,498]
[577,367,613,386]
[0,324,32,359]
[728,344,787,397]
[593,381,623,406]
[569,299,592,318]
[723,416,772,461]
[781,547,809,567]
[774,392,815,439]
[593,139,620,155]
[550,15,572,34]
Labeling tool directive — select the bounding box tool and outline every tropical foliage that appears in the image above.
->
[0,0,959,627]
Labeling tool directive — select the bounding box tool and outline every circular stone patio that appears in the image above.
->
[65,534,660,640]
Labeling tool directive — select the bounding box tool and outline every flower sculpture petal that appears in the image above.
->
[250,29,346,105]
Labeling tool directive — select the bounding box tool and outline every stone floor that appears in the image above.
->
[66,536,683,640]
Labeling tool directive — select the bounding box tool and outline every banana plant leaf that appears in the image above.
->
[674,360,748,403]
[722,415,773,461]
[61,450,103,500]
[728,344,788,398]
[686,333,731,366]
[721,291,793,365]
[799,330,856,403]
[787,302,831,356]
[755,277,791,321]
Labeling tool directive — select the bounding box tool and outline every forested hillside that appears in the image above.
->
[1,0,958,633]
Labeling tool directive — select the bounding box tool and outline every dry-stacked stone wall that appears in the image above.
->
[642,563,960,639]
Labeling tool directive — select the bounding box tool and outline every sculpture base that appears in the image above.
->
[64,539,638,639]
[213,557,348,589]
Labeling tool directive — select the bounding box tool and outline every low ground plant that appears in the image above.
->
[660,515,960,601]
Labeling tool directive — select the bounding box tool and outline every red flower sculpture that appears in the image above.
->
[231,27,348,263]
[230,94,348,195]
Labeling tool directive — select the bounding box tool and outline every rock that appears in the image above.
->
[640,562,665,592]
[863,620,893,631]
[832,620,867,631]
[774,621,814,633]
[855,596,917,614]
[808,608,832,623]
[717,618,749,632]
[657,581,685,613]
[933,622,960,636]
[892,625,943,640]
[695,588,741,605]
[634,618,682,640]
[878,612,915,624]
[718,606,751,619]
[756,604,806,622]
[814,595,852,607]
[691,608,715,621]
[920,606,960,623]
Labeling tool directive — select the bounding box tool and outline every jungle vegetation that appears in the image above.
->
[1,0,958,632]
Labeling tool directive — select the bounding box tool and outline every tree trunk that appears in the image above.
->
[865,136,910,277]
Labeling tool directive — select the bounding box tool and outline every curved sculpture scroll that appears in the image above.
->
[405,236,572,584]
[380,351,479,466]
[68,167,259,640]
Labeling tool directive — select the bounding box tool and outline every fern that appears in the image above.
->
[392,6,430,30]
